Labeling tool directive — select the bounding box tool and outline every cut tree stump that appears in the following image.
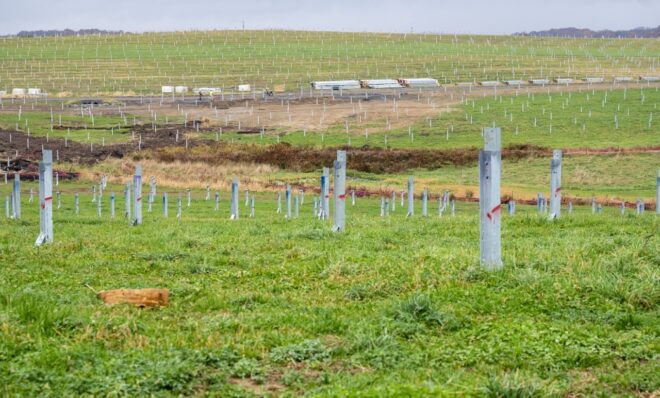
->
[97,288,169,308]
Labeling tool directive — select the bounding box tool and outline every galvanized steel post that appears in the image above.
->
[333,150,346,232]
[479,127,502,270]
[549,150,562,219]
[35,150,53,246]
[132,165,142,225]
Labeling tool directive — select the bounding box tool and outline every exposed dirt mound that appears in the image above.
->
[149,143,550,173]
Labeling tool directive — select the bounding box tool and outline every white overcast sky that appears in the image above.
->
[2,0,659,35]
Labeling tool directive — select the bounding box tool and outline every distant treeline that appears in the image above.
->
[515,25,660,38]
[14,29,125,38]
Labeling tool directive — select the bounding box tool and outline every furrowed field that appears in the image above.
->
[0,187,658,396]
[0,30,659,96]
[0,29,659,397]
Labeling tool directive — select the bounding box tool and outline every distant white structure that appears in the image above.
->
[614,77,634,82]
[193,87,221,95]
[640,76,659,82]
[175,86,188,93]
[583,77,605,83]
[360,79,402,89]
[0,90,6,97]
[456,82,474,87]
[238,84,251,92]
[310,80,361,90]
[504,80,526,86]
[161,86,174,94]
[530,79,550,85]
[398,78,439,88]
[479,81,500,87]
[11,88,26,96]
[554,78,573,84]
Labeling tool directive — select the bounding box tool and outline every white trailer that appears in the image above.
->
[11,88,26,96]
[554,78,573,84]
[161,86,174,93]
[360,79,402,89]
[193,87,221,95]
[27,88,42,96]
[504,80,526,86]
[479,81,501,87]
[640,76,659,82]
[175,86,189,93]
[583,77,605,83]
[238,84,251,92]
[530,79,550,85]
[614,77,634,82]
[310,80,361,90]
[398,78,439,88]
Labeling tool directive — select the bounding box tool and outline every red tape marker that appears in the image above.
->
[486,203,501,221]
[338,194,346,200]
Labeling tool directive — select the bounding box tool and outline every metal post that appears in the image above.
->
[332,150,346,232]
[384,198,389,217]
[277,191,282,214]
[56,191,61,209]
[110,193,115,218]
[97,193,102,217]
[245,189,249,206]
[294,195,299,218]
[12,173,21,219]
[451,199,455,217]
[479,127,502,270]
[656,169,660,214]
[35,150,53,246]
[132,164,142,225]
[250,195,255,217]
[187,189,191,207]
[285,184,292,219]
[351,189,356,206]
[591,197,596,214]
[568,201,573,214]
[177,193,182,219]
[230,177,239,220]
[322,167,330,220]
[75,192,79,215]
[92,185,96,203]
[156,192,165,218]
[407,176,414,217]
[549,150,562,219]
[124,182,131,219]
[206,186,211,201]
[620,201,625,215]
[391,191,396,212]
[215,192,220,211]
[380,197,385,217]
[422,188,428,217]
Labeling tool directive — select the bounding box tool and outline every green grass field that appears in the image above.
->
[0,186,658,396]
[1,30,659,95]
[212,87,660,150]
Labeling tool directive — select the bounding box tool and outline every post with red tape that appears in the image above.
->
[549,150,563,219]
[132,164,142,225]
[479,128,502,270]
[35,150,53,246]
[332,150,346,232]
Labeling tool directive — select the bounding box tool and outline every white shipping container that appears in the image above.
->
[360,79,402,89]
[530,79,550,85]
[161,86,174,93]
[310,80,361,90]
[640,76,659,82]
[479,81,500,87]
[504,80,526,86]
[584,77,605,83]
[175,86,188,93]
[193,87,221,95]
[554,78,573,84]
[238,84,251,92]
[456,82,474,87]
[614,77,634,82]
[12,88,26,96]
[398,78,439,88]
